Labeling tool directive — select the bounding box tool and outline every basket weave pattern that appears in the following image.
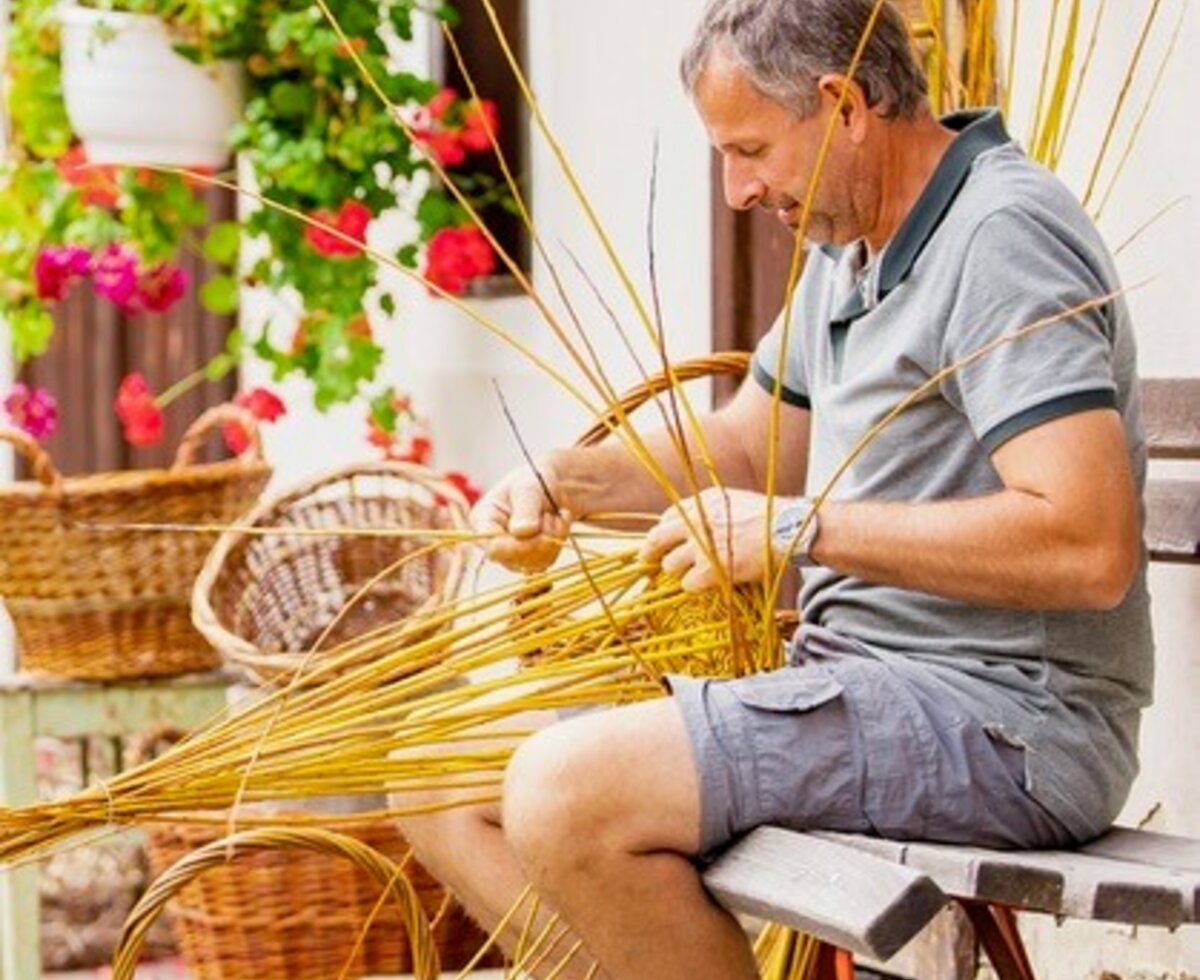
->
[0,406,270,679]
[193,462,471,686]
[145,819,498,978]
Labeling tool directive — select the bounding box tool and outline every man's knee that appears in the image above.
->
[502,722,613,881]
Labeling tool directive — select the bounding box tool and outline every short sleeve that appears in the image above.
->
[939,207,1119,453]
[751,309,811,409]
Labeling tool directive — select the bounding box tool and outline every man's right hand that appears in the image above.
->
[470,461,574,573]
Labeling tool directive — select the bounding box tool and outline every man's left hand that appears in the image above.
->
[639,487,777,592]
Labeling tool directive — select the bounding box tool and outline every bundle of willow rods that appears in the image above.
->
[0,543,780,868]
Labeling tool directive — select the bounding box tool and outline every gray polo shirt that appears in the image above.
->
[752,109,1153,842]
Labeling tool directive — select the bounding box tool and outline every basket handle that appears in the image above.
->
[172,403,263,470]
[111,826,439,980]
[573,351,751,448]
[0,427,64,492]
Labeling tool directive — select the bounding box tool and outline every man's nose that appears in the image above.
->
[723,158,765,211]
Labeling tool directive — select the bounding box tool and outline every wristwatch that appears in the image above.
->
[771,497,820,568]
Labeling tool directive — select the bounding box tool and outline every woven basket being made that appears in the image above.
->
[0,405,270,680]
[144,818,500,979]
[192,462,473,687]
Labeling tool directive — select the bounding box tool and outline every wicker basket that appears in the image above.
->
[0,405,271,680]
[192,462,473,686]
[144,819,500,979]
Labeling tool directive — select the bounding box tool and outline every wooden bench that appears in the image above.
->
[703,377,1200,979]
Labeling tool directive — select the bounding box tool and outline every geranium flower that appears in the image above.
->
[57,146,121,209]
[92,244,142,315]
[393,433,434,467]
[460,99,501,153]
[34,245,92,302]
[412,89,501,167]
[305,201,373,258]
[3,384,59,442]
[114,372,164,447]
[440,470,483,507]
[423,226,497,296]
[224,387,287,454]
[135,262,190,314]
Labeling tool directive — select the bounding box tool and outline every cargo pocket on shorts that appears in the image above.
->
[983,722,1032,791]
[726,668,844,713]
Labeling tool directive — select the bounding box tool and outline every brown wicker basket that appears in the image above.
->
[0,405,271,680]
[144,819,500,979]
[192,462,473,687]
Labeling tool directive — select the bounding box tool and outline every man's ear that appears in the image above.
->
[817,74,870,143]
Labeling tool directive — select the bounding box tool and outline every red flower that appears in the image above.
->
[224,387,287,454]
[423,226,497,296]
[460,99,500,153]
[135,262,190,314]
[393,433,433,466]
[114,373,165,447]
[92,243,142,314]
[439,470,482,507]
[412,89,500,168]
[305,200,373,258]
[57,146,121,209]
[236,387,287,423]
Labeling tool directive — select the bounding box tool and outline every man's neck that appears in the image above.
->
[863,113,956,254]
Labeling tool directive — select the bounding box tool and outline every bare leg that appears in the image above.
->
[503,699,759,980]
[397,700,759,980]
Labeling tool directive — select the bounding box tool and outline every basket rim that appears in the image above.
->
[191,460,473,675]
[0,456,271,503]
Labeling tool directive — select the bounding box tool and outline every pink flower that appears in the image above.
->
[135,262,190,314]
[305,201,373,258]
[4,384,59,442]
[34,245,92,302]
[92,244,142,314]
[423,226,497,296]
[114,372,164,447]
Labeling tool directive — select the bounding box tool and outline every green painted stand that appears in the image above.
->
[0,671,230,980]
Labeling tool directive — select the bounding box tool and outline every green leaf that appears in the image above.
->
[396,244,419,269]
[204,352,237,381]
[379,292,396,316]
[203,222,241,265]
[200,275,240,315]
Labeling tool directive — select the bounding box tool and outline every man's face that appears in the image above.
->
[694,51,857,246]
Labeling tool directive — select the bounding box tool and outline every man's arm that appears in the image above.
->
[472,377,811,571]
[812,407,1140,610]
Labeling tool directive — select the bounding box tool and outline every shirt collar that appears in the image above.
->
[833,108,1011,324]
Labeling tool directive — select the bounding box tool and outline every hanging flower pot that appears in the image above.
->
[58,4,244,167]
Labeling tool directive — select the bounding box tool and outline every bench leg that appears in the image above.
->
[812,942,855,980]
[959,900,1037,980]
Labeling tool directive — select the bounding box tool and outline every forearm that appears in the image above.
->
[813,491,1138,611]
[545,411,763,522]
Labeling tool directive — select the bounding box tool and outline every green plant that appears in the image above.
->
[1,0,513,447]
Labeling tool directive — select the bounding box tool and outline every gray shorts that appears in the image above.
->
[669,655,1075,856]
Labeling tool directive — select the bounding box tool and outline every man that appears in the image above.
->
[397,2,1153,977]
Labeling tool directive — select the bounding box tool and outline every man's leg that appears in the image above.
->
[396,699,759,980]
[502,698,759,980]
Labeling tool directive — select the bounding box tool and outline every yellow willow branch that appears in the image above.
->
[1082,0,1166,208]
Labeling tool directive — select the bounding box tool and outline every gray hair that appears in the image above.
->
[681,0,928,120]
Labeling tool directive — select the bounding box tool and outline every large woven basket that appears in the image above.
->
[144,818,500,979]
[0,405,271,680]
[192,462,473,686]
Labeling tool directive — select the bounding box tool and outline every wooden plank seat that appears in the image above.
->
[703,377,1200,979]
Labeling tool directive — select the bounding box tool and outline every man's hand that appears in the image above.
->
[470,462,573,573]
[640,487,780,592]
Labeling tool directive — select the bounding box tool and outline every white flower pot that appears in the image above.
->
[58,4,244,167]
